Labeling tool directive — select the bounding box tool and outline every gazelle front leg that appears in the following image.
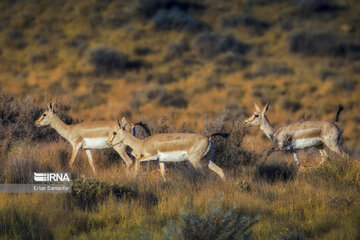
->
[113,144,132,168]
[85,150,96,174]
[69,141,83,169]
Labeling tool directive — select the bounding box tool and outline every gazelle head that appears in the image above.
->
[35,102,55,127]
[108,117,128,147]
[244,102,270,127]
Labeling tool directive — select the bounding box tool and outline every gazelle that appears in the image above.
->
[244,102,348,164]
[108,117,228,181]
[35,102,147,174]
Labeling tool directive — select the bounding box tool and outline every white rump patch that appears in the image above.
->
[157,151,188,162]
[138,151,188,163]
[82,138,109,149]
[286,137,322,150]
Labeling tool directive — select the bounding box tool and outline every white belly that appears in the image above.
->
[286,138,322,150]
[158,151,188,162]
[82,138,109,149]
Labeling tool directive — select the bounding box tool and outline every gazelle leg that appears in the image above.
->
[113,144,132,168]
[69,141,83,168]
[292,151,300,165]
[318,148,329,163]
[85,150,96,174]
[328,145,349,159]
[159,162,166,181]
[208,161,225,181]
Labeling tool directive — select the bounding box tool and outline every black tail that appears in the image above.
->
[335,105,344,123]
[209,132,230,139]
[133,121,151,136]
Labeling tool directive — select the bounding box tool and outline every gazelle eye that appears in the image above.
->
[254,114,259,118]
[113,132,117,135]
[43,114,46,117]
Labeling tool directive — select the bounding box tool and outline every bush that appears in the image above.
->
[289,30,360,60]
[134,47,153,56]
[256,161,297,183]
[280,97,302,112]
[244,62,294,80]
[0,92,75,144]
[131,86,187,109]
[296,0,342,15]
[71,178,139,210]
[88,46,151,75]
[327,76,357,92]
[88,46,129,75]
[104,14,125,29]
[214,54,250,74]
[157,73,177,84]
[222,15,270,35]
[66,34,88,48]
[159,89,188,108]
[165,39,189,60]
[194,32,249,59]
[152,7,206,32]
[4,28,26,49]
[30,53,48,64]
[138,0,204,18]
[202,111,257,177]
[163,198,258,240]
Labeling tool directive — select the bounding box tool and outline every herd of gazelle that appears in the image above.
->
[35,102,348,180]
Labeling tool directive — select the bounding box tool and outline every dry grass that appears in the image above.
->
[0,97,359,239]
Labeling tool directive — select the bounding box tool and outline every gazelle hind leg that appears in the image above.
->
[292,151,300,165]
[208,161,225,181]
[85,150,96,174]
[318,148,329,163]
[159,162,166,181]
[328,144,348,159]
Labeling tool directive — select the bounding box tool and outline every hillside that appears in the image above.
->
[1,0,360,152]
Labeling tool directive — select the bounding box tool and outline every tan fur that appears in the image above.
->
[108,117,225,181]
[245,102,348,164]
[35,103,133,173]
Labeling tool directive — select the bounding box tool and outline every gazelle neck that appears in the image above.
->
[122,131,144,151]
[50,114,70,139]
[260,116,276,141]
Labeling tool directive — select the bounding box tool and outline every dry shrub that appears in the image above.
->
[0,92,75,146]
[137,0,204,19]
[152,7,206,32]
[222,14,270,36]
[202,111,257,177]
[255,161,297,183]
[163,197,258,240]
[3,28,26,49]
[289,30,360,60]
[194,32,249,59]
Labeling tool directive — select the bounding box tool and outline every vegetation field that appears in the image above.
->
[1,0,360,239]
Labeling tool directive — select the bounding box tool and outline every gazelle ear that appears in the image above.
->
[254,102,261,112]
[48,102,54,112]
[263,101,270,114]
[121,117,127,127]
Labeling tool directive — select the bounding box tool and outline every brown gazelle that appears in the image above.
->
[35,102,147,173]
[108,117,228,181]
[244,102,348,164]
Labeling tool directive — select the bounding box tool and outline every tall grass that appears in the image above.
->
[0,95,359,239]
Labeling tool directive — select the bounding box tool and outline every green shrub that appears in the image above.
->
[71,178,139,210]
